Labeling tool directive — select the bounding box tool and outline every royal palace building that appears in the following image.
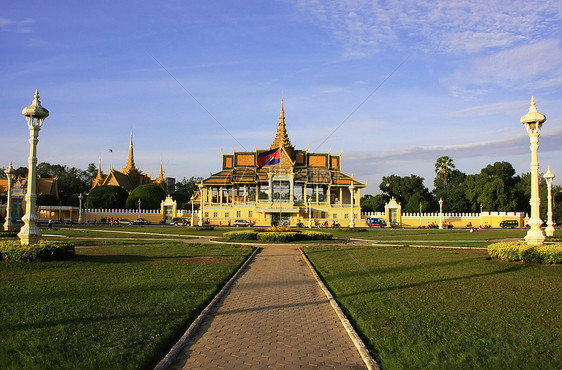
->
[194,102,367,227]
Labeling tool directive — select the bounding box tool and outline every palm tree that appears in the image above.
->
[435,156,455,193]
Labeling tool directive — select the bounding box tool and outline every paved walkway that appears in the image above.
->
[169,245,369,369]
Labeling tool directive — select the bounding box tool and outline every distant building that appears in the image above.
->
[91,133,166,193]
[0,177,59,221]
[195,101,366,227]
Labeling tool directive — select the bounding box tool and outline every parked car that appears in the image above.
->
[233,219,253,227]
[118,219,133,225]
[172,217,190,226]
[133,218,151,225]
[366,217,387,228]
[500,220,519,228]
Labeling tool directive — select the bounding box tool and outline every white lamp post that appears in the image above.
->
[137,198,141,219]
[521,97,546,245]
[3,162,16,231]
[78,193,83,224]
[190,195,194,227]
[308,199,312,228]
[544,166,555,237]
[348,183,355,228]
[438,198,443,229]
[198,181,204,226]
[18,90,49,245]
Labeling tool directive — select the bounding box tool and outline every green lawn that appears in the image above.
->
[0,241,253,369]
[304,245,562,369]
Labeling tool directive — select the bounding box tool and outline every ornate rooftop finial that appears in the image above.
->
[271,98,293,151]
[123,132,137,174]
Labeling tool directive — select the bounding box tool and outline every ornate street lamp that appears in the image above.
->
[521,97,546,245]
[3,162,16,231]
[438,198,444,229]
[78,193,83,224]
[308,199,312,228]
[137,198,141,219]
[544,166,555,237]
[190,195,194,227]
[198,181,204,226]
[18,90,49,245]
[348,183,355,228]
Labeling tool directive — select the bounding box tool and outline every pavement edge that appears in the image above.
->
[299,247,380,370]
[153,247,261,370]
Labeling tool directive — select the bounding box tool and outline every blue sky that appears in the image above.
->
[1,0,561,194]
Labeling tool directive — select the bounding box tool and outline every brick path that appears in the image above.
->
[169,245,370,369]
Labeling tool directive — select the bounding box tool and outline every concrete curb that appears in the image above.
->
[299,248,380,370]
[153,247,260,370]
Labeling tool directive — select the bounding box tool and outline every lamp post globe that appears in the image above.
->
[543,166,555,237]
[521,97,546,245]
[18,90,49,245]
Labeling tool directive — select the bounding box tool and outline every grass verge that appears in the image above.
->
[304,245,562,369]
[0,241,253,369]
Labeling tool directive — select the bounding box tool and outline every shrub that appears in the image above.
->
[0,240,75,262]
[190,226,214,231]
[0,231,19,239]
[488,242,562,264]
[224,230,258,240]
[488,242,521,262]
[301,231,333,240]
[257,232,303,242]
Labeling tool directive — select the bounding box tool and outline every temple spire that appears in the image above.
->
[123,132,137,174]
[91,157,105,189]
[271,98,293,151]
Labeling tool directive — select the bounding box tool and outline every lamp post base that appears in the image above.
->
[18,227,41,245]
[524,220,545,246]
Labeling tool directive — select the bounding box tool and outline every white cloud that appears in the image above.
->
[0,17,34,33]
[295,0,562,57]
[442,39,562,95]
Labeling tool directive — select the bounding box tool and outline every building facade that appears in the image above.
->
[195,102,367,227]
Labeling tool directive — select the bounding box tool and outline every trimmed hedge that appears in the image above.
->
[0,231,19,239]
[223,230,333,242]
[301,231,333,240]
[0,240,75,262]
[488,242,562,264]
[223,230,258,240]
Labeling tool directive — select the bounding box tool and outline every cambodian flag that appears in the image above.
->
[257,148,281,168]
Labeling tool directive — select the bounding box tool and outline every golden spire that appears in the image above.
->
[91,157,105,189]
[123,132,137,174]
[271,98,293,150]
[155,160,166,183]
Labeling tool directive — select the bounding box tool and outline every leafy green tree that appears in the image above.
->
[379,174,433,212]
[433,169,469,212]
[37,162,90,203]
[36,194,60,206]
[171,176,203,207]
[126,184,166,210]
[464,162,521,212]
[434,156,455,193]
[88,185,128,209]
[360,194,388,213]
